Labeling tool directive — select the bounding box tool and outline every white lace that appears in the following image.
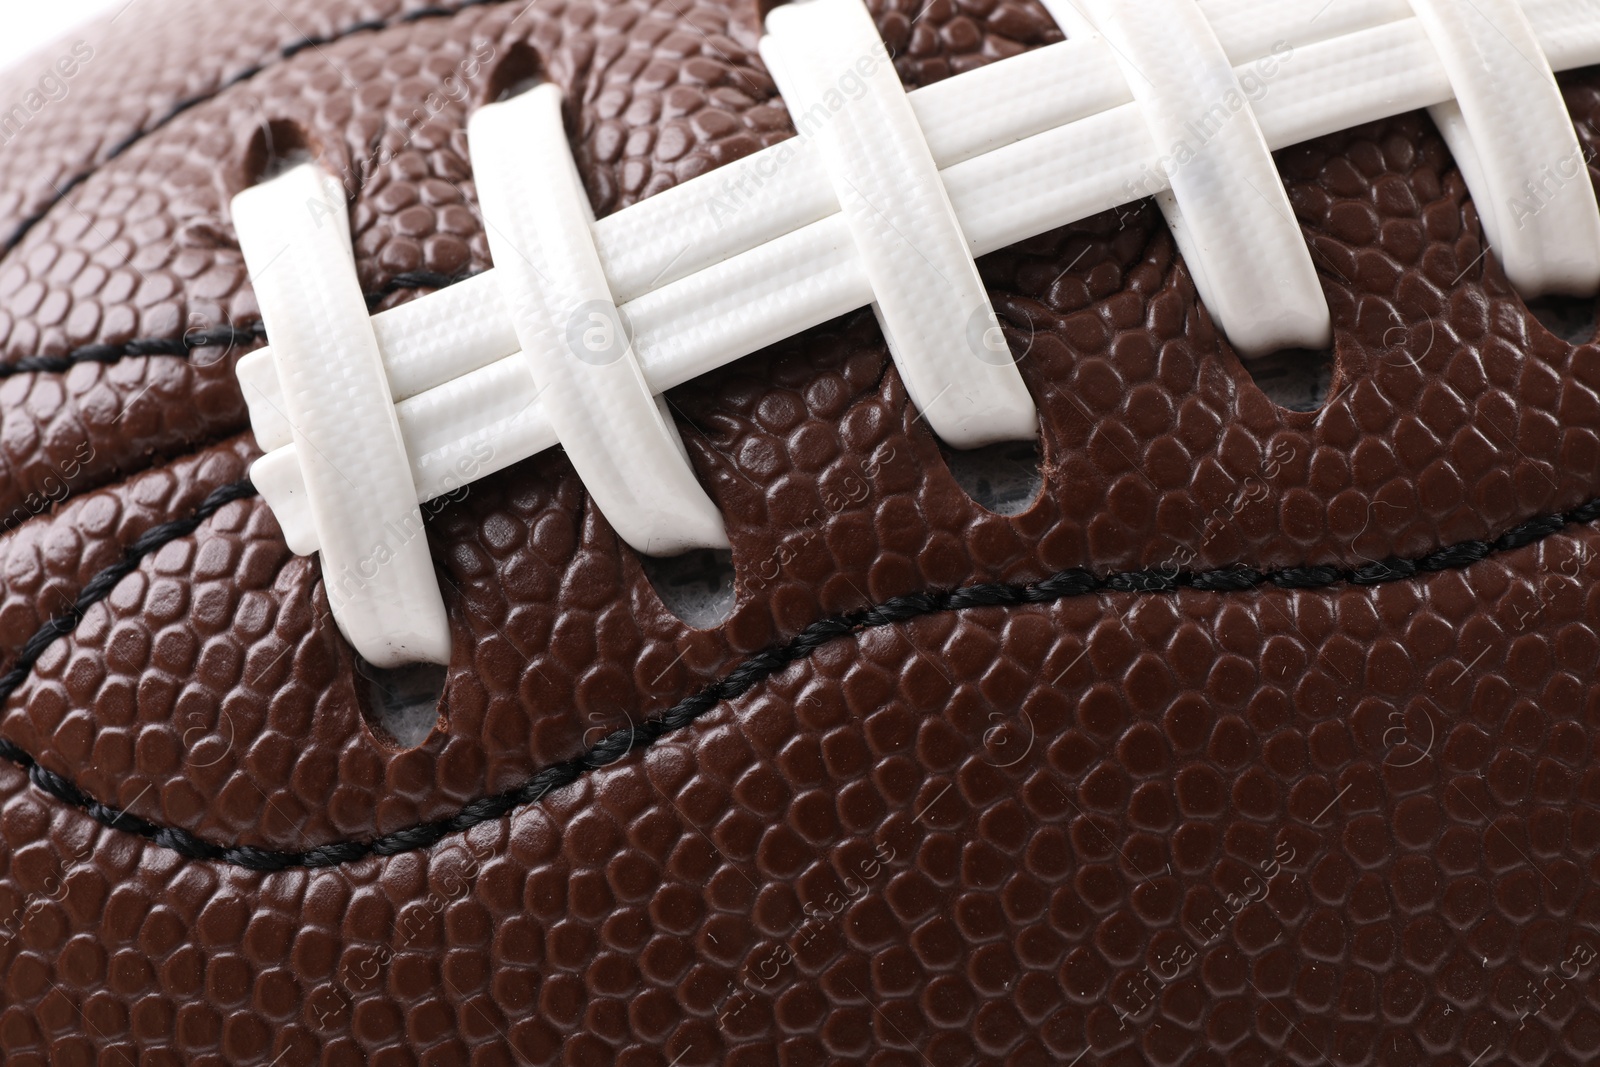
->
[233,0,1600,665]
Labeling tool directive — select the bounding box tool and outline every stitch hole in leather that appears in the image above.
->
[1238,347,1334,412]
[1528,294,1599,345]
[640,548,738,628]
[354,656,447,749]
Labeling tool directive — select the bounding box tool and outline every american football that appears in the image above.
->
[0,0,1596,1064]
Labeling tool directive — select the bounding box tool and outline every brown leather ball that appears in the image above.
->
[0,0,1595,1063]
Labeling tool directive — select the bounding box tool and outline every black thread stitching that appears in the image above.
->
[0,271,478,381]
[1,483,1597,871]
[364,269,479,307]
[2,0,517,258]
[0,477,258,853]
[0,322,270,379]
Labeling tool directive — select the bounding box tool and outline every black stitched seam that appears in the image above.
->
[2,486,1598,871]
[1,0,516,258]
[0,477,258,856]
[0,271,479,380]
[0,321,270,379]
[364,269,480,307]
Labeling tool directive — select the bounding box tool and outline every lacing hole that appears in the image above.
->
[244,119,318,186]
[355,657,447,748]
[1239,347,1333,412]
[940,438,1043,516]
[1527,295,1598,346]
[488,41,542,102]
[640,548,737,628]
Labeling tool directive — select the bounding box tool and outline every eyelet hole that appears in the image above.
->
[940,437,1043,516]
[1239,347,1333,412]
[244,119,318,186]
[355,657,447,749]
[488,41,543,102]
[640,548,737,628]
[1527,294,1598,346]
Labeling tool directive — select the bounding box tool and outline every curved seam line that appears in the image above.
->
[0,0,514,257]
[0,480,1594,871]
[0,271,477,380]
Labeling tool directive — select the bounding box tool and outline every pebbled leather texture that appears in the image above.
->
[0,0,1595,1061]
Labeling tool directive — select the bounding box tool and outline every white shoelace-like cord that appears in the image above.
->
[761,0,1039,447]
[233,0,1600,665]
